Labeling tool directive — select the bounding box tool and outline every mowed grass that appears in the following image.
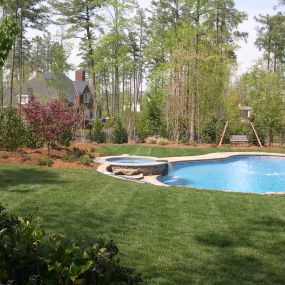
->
[1,162,285,284]
[98,144,285,157]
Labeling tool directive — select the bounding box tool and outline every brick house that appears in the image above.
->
[9,70,94,123]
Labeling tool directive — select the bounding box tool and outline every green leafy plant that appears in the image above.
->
[0,108,27,151]
[37,156,54,167]
[112,119,128,144]
[0,205,142,284]
[0,17,19,68]
[92,119,106,143]
[78,154,93,166]
[62,152,77,162]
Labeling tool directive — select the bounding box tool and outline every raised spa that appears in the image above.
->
[105,157,155,164]
[159,155,285,194]
[98,155,168,176]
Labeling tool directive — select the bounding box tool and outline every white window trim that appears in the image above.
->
[83,93,89,104]
[19,94,29,105]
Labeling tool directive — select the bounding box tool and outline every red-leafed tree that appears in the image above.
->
[23,101,78,156]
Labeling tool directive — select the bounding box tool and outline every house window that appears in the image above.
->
[83,93,89,104]
[19,95,29,105]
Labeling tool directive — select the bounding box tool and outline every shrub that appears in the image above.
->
[157,137,169,145]
[78,154,93,166]
[89,147,96,153]
[92,119,106,143]
[37,156,54,167]
[248,122,265,146]
[62,152,77,162]
[0,153,9,159]
[145,136,157,144]
[137,92,166,140]
[0,107,27,151]
[201,118,225,144]
[23,101,78,156]
[63,148,87,162]
[112,119,128,144]
[0,205,142,284]
[21,154,30,162]
[70,147,86,158]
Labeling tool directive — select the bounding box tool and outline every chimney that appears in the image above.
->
[75,69,85,81]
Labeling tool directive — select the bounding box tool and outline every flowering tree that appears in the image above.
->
[23,101,78,156]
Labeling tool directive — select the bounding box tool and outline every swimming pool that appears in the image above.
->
[160,156,285,193]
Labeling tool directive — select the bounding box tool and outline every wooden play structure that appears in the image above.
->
[218,106,263,148]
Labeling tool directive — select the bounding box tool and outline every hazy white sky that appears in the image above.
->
[43,0,281,79]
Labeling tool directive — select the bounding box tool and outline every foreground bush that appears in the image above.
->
[0,107,27,151]
[0,205,142,285]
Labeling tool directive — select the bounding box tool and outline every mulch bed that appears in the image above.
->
[0,145,98,169]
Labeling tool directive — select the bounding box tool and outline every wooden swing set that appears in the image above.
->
[218,120,263,148]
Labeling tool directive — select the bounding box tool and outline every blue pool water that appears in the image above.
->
[160,156,285,193]
[106,157,154,164]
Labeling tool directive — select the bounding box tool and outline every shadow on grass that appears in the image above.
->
[0,167,63,192]
[252,215,285,229]
[191,216,285,285]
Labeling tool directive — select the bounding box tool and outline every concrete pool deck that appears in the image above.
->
[96,152,285,195]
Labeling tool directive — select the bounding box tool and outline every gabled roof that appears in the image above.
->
[73,81,90,95]
[25,72,77,103]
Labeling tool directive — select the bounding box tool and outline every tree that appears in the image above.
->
[240,66,285,145]
[50,0,105,118]
[1,0,48,107]
[0,17,18,107]
[23,101,78,156]
[145,0,247,143]
[255,13,285,72]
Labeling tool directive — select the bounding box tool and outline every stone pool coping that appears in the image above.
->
[96,152,285,195]
[95,154,168,166]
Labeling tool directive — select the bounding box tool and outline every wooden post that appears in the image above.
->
[250,122,263,147]
[218,121,229,147]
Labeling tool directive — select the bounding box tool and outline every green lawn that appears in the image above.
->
[1,162,285,284]
[98,144,285,157]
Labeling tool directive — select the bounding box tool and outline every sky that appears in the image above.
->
[43,0,281,80]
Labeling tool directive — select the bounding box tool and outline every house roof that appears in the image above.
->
[3,72,94,106]
[26,72,78,103]
[73,81,89,95]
